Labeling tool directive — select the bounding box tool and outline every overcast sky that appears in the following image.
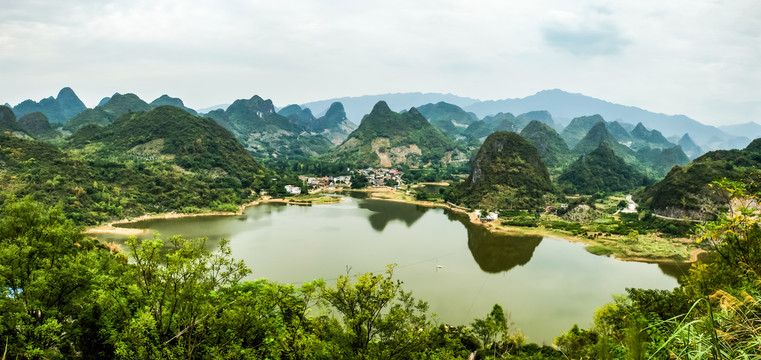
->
[1,0,759,125]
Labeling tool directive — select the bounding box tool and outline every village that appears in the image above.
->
[282,167,405,196]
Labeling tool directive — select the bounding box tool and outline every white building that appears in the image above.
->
[284,184,301,195]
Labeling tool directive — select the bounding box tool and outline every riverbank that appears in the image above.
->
[84,195,345,236]
[351,187,705,264]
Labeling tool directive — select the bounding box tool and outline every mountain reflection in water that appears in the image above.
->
[358,199,430,232]
[465,222,543,273]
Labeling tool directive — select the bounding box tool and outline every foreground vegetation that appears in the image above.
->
[0,196,562,359]
[4,177,761,359]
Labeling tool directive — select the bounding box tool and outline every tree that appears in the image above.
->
[0,196,120,358]
[351,171,369,189]
[318,265,429,359]
[97,235,253,359]
[692,178,761,292]
[471,303,509,350]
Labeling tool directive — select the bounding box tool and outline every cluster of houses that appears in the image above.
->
[285,175,352,195]
[358,168,404,188]
[283,168,405,196]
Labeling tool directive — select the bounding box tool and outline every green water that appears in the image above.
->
[97,196,683,344]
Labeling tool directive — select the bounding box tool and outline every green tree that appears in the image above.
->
[471,303,509,351]
[318,265,429,359]
[0,197,121,358]
[351,172,369,189]
[97,235,253,359]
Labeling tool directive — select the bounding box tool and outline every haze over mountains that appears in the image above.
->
[302,89,750,152]
[5,87,754,159]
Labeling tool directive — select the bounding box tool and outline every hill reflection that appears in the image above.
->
[358,199,430,232]
[465,222,543,273]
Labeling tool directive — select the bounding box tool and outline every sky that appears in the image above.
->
[1,0,759,125]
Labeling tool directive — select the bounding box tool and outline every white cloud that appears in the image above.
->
[0,0,758,125]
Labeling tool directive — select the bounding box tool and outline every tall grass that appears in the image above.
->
[649,292,761,359]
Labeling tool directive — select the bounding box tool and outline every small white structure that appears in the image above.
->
[284,185,301,195]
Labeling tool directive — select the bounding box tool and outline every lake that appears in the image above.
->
[95,195,685,344]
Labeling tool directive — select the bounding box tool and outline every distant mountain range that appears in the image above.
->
[8,87,758,158]
[301,89,752,152]
[301,93,480,123]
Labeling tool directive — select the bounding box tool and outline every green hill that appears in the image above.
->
[482,112,516,129]
[323,101,464,168]
[519,120,573,173]
[561,115,606,148]
[150,94,198,115]
[17,112,56,138]
[277,102,357,145]
[572,122,638,164]
[463,113,517,141]
[636,139,761,219]
[606,121,633,143]
[635,145,690,178]
[1,118,269,225]
[64,93,151,131]
[211,95,334,159]
[278,104,315,130]
[311,102,357,145]
[630,122,675,150]
[417,101,477,139]
[457,131,555,210]
[0,105,18,131]
[463,120,494,139]
[70,106,264,181]
[558,142,650,195]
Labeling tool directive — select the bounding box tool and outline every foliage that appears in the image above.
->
[456,131,556,211]
[636,139,761,218]
[318,265,430,359]
[322,101,465,168]
[215,95,335,159]
[471,304,509,348]
[558,143,651,195]
[519,120,573,174]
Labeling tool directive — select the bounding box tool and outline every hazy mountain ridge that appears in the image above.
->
[462,89,747,152]
[301,93,481,124]
[11,87,87,123]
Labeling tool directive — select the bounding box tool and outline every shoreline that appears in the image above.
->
[351,187,704,265]
[83,195,346,236]
[84,186,703,265]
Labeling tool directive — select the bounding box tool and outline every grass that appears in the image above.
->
[285,194,343,204]
[586,245,616,256]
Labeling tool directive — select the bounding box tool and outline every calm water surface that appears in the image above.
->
[99,196,684,344]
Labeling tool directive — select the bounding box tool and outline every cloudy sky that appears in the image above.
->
[1,0,759,125]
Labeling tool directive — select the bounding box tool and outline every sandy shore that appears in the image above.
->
[84,196,345,236]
